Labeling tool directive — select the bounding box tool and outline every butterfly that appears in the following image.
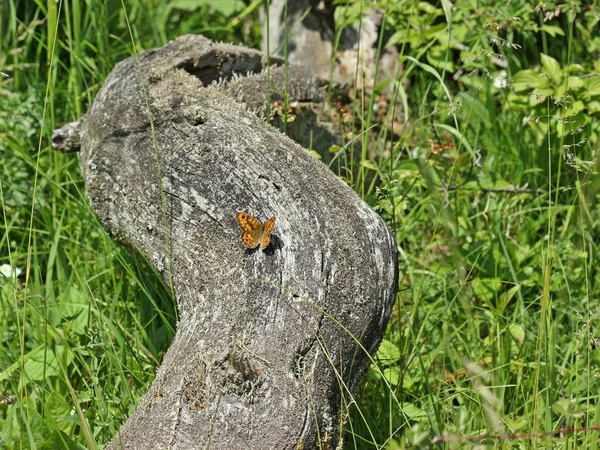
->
[236,212,276,249]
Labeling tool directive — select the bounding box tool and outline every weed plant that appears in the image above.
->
[1,0,599,449]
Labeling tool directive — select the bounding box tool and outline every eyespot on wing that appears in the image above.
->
[237,211,262,231]
[241,231,259,249]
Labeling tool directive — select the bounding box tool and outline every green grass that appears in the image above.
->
[1,0,600,448]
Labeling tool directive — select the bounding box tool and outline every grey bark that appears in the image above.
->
[60,35,397,449]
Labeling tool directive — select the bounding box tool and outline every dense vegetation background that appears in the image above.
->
[1,0,599,448]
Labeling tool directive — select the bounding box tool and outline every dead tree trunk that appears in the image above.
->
[56,35,397,449]
[262,0,400,96]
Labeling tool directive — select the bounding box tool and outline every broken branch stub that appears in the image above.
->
[77,35,397,449]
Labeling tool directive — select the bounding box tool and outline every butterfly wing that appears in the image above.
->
[237,212,264,248]
[259,217,276,249]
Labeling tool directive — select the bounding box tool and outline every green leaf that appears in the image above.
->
[24,346,60,381]
[171,0,242,15]
[565,100,585,116]
[401,402,428,420]
[512,70,546,91]
[435,124,475,157]
[387,29,410,46]
[42,431,87,450]
[56,286,89,334]
[476,172,515,191]
[377,338,401,363]
[403,56,454,104]
[563,76,584,93]
[553,399,585,418]
[497,284,521,314]
[541,53,562,85]
[587,100,600,113]
[477,172,513,190]
[508,323,525,346]
[17,410,51,448]
[440,0,453,24]
[383,366,400,386]
[426,51,454,72]
[308,150,322,160]
[360,159,379,172]
[532,87,554,98]
[557,112,587,137]
[540,25,565,37]
[585,77,600,97]
[419,2,443,15]
[470,277,501,303]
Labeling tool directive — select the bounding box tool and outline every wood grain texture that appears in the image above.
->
[75,35,397,449]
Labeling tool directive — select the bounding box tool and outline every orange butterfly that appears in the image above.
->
[236,212,276,249]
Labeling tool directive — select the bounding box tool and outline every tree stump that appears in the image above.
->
[262,0,400,97]
[57,34,397,449]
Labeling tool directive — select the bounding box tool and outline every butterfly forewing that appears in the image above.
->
[236,212,262,232]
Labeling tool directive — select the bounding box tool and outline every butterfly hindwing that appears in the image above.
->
[241,230,259,249]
